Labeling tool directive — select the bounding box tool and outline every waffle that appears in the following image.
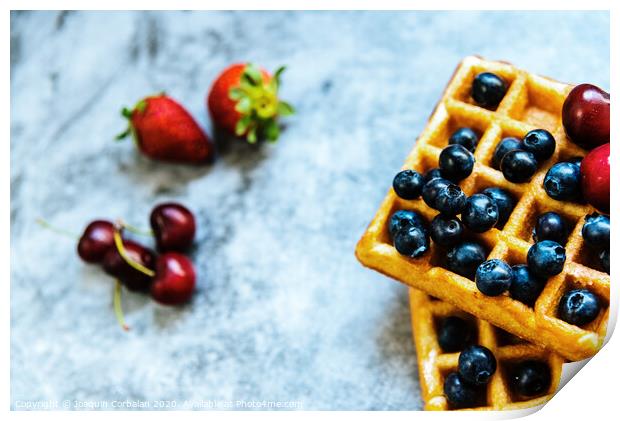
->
[409,288,563,411]
[356,56,610,361]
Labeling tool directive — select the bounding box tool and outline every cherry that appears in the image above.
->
[562,84,610,149]
[150,252,196,305]
[580,143,610,213]
[150,203,196,252]
[103,239,157,292]
[77,220,116,264]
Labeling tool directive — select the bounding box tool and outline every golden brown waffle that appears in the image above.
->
[409,288,563,411]
[356,56,609,361]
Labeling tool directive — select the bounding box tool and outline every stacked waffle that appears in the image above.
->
[355,57,610,410]
[409,289,563,410]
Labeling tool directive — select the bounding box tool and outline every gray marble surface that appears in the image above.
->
[10,11,609,410]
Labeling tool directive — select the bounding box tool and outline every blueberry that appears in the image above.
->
[449,128,479,152]
[599,249,610,274]
[522,129,556,161]
[472,72,507,108]
[527,240,566,278]
[444,372,483,409]
[422,177,451,209]
[509,264,546,306]
[435,183,467,216]
[544,162,581,201]
[533,212,568,245]
[439,144,475,182]
[558,289,601,326]
[492,137,522,169]
[430,215,464,247]
[388,210,426,238]
[582,213,610,250]
[438,316,473,353]
[481,187,515,228]
[393,225,430,258]
[462,194,499,233]
[512,361,551,397]
[446,241,487,280]
[424,167,444,183]
[458,345,497,386]
[392,170,425,200]
[475,259,513,296]
[501,150,538,183]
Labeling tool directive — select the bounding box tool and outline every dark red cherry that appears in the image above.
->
[150,203,196,252]
[102,240,156,292]
[581,143,610,213]
[150,252,196,305]
[562,84,610,149]
[77,220,116,264]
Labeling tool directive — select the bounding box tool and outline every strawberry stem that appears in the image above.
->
[113,280,130,331]
[115,105,139,142]
[229,63,294,144]
[121,107,133,118]
[115,127,132,141]
[113,223,156,277]
[35,218,79,240]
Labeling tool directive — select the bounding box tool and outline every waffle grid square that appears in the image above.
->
[356,56,610,361]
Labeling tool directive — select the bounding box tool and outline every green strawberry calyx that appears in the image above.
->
[229,63,295,144]
[115,92,165,142]
[115,98,149,142]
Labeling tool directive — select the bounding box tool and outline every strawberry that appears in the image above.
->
[207,63,294,143]
[117,94,214,164]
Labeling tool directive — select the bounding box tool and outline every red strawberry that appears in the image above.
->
[207,63,294,143]
[117,94,214,164]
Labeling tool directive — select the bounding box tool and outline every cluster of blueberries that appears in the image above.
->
[492,129,556,183]
[437,74,555,408]
[390,142,607,327]
[391,124,518,256]
[466,71,585,203]
[534,210,610,276]
[470,69,541,185]
[389,208,604,328]
[473,72,585,204]
[493,131,584,203]
[397,72,604,408]
[438,328,551,408]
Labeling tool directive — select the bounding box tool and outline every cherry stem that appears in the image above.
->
[122,223,154,237]
[35,218,78,240]
[113,280,130,331]
[113,222,156,277]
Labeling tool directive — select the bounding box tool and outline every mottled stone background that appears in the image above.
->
[10,11,609,410]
